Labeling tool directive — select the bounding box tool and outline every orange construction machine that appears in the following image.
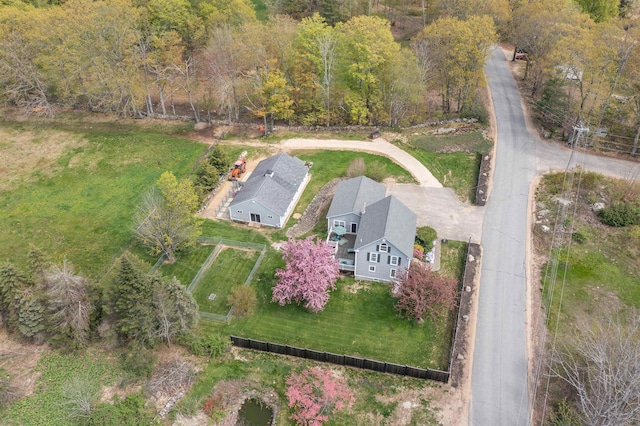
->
[228,152,247,181]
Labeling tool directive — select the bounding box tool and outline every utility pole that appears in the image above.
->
[569,124,589,149]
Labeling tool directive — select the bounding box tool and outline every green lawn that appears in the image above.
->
[0,118,205,277]
[398,131,492,202]
[192,247,261,315]
[200,240,467,371]
[278,150,415,237]
[158,243,216,286]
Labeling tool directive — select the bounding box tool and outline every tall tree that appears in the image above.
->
[111,254,157,344]
[0,6,55,117]
[413,15,496,114]
[0,263,45,341]
[152,276,198,346]
[338,15,400,124]
[575,0,619,22]
[272,236,340,313]
[134,171,202,263]
[292,14,340,125]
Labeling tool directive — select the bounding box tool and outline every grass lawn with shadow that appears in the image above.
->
[192,247,261,315]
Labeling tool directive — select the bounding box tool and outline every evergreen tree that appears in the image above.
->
[152,276,199,345]
[17,293,45,340]
[112,254,156,345]
[0,263,30,332]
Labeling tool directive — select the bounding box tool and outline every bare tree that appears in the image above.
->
[44,260,92,349]
[134,172,201,264]
[61,375,99,420]
[550,313,640,426]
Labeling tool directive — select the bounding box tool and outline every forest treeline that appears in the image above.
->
[1,0,640,149]
[0,0,495,126]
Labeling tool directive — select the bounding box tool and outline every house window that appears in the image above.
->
[379,243,388,252]
[369,265,376,273]
[390,256,399,266]
[369,253,379,263]
[350,223,357,233]
[333,220,345,228]
[390,269,397,278]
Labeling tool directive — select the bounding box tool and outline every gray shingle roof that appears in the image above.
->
[230,153,308,216]
[326,176,387,218]
[354,195,417,258]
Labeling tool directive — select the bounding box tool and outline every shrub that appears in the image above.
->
[195,162,220,194]
[366,161,388,182]
[413,244,424,260]
[598,203,640,227]
[89,392,154,426]
[571,230,588,244]
[547,398,581,426]
[179,332,230,358]
[227,285,257,318]
[207,146,230,172]
[416,226,438,252]
[286,367,354,426]
[119,345,156,382]
[345,157,366,178]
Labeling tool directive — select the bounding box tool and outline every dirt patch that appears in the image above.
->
[0,128,87,191]
[0,330,47,401]
[344,280,372,294]
[286,177,345,239]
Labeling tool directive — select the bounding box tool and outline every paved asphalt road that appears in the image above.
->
[470,46,536,425]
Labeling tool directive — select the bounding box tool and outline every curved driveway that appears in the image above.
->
[281,138,442,187]
[281,138,485,243]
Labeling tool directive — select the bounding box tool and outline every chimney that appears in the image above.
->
[361,202,366,214]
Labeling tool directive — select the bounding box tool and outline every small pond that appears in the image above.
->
[236,398,273,426]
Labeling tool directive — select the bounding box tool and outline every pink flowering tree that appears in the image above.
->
[272,236,340,313]
[286,367,354,426]
[392,261,458,322]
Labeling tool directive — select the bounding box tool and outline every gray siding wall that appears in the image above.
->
[327,213,362,235]
[354,241,410,282]
[229,201,281,227]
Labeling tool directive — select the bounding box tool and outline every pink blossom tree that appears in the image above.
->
[272,236,340,313]
[285,367,354,426]
[392,261,458,322]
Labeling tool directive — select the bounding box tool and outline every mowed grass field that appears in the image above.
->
[0,117,205,277]
[192,247,261,315]
[200,240,467,371]
[158,243,216,286]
